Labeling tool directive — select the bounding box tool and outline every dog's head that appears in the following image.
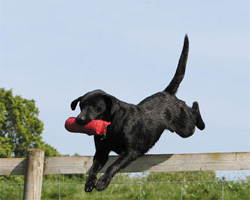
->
[71,90,118,125]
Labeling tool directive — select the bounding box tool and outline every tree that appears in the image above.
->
[0,88,59,158]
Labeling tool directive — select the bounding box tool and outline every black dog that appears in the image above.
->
[70,35,205,192]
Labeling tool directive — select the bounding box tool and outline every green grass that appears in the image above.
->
[0,172,249,200]
[41,180,250,200]
[0,183,23,200]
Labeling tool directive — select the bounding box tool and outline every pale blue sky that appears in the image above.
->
[0,1,249,157]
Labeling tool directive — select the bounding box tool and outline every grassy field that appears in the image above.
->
[0,172,249,200]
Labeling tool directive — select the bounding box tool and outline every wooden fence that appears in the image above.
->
[0,149,250,200]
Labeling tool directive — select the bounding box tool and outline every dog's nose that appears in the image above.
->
[75,117,91,125]
[75,117,86,125]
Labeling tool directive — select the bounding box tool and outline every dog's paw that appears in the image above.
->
[85,178,96,192]
[95,176,111,191]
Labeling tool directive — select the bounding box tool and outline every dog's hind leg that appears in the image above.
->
[192,102,205,130]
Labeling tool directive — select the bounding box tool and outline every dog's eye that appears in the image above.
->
[96,106,102,112]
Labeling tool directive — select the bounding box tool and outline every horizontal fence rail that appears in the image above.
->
[1,152,250,176]
[1,150,250,200]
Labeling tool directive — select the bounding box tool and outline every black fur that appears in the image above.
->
[70,35,205,192]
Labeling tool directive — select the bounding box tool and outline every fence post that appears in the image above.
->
[23,148,44,200]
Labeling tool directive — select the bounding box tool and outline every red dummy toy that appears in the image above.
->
[65,117,111,136]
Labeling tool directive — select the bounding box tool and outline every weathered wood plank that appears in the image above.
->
[44,156,93,174]
[43,152,250,174]
[0,158,26,175]
[1,152,250,175]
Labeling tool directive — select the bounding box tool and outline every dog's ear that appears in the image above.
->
[104,95,119,115]
[70,97,82,110]
[110,98,119,115]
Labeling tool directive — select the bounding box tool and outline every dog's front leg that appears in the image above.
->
[85,150,109,192]
[95,151,138,191]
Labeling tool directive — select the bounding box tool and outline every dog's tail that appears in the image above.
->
[164,35,189,95]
